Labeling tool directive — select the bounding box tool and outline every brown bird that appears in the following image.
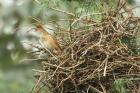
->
[35,24,62,54]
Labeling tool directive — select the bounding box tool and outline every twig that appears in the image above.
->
[120,5,140,14]
[103,55,109,76]
[89,85,103,93]
[49,7,75,16]
[32,69,47,73]
[71,12,105,26]
[42,62,70,71]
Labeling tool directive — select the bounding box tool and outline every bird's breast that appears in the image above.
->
[40,36,53,50]
[40,34,62,53]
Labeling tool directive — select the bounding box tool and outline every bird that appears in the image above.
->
[35,24,62,54]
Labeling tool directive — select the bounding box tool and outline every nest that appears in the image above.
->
[30,2,140,93]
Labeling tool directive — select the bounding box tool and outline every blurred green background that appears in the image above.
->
[0,0,41,93]
[0,0,139,93]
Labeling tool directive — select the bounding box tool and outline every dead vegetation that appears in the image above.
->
[28,1,140,93]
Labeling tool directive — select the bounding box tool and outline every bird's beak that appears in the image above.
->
[26,27,36,33]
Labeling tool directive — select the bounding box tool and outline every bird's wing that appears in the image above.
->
[47,35,62,52]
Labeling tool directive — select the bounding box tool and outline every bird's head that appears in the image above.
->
[35,24,44,32]
[35,24,50,35]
